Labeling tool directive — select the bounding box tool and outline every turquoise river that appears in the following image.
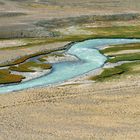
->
[0,39,140,94]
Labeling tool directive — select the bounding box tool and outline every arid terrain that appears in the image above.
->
[0,0,140,140]
[0,73,140,140]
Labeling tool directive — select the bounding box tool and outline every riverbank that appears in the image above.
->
[0,70,139,140]
[2,39,140,93]
[0,41,72,85]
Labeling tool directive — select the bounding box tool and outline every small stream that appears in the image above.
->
[0,38,140,94]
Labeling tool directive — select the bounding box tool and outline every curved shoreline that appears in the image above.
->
[1,38,140,94]
[1,37,140,68]
[0,39,107,93]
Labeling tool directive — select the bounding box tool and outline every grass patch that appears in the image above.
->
[85,26,140,38]
[107,52,140,63]
[38,57,47,62]
[90,68,124,81]
[9,61,52,72]
[46,25,140,44]
[54,25,140,41]
[0,69,25,84]
[94,42,140,81]
[100,43,140,54]
[90,61,140,81]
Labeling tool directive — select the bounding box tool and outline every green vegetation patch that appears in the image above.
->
[85,26,140,38]
[107,52,140,63]
[94,42,140,81]
[90,61,140,81]
[100,43,140,54]
[38,57,47,62]
[9,61,52,72]
[0,69,24,84]
[90,68,124,81]
[50,25,140,44]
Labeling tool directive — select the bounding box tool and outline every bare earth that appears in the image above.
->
[0,73,140,140]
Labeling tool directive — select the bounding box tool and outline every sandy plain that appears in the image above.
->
[0,73,140,140]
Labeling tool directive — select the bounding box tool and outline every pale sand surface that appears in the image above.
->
[44,53,78,63]
[11,69,51,82]
[0,73,139,140]
[0,40,27,49]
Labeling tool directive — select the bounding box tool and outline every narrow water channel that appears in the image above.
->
[0,38,140,94]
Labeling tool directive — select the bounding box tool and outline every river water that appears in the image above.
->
[0,38,140,94]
